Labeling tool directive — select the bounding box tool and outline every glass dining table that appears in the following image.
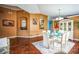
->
[48,30,63,52]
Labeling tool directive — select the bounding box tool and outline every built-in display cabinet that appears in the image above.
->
[59,19,73,40]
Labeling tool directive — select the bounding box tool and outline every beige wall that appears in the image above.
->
[0,7,17,37]
[0,7,48,37]
[30,14,48,36]
[0,10,2,37]
[70,16,79,39]
[17,10,30,36]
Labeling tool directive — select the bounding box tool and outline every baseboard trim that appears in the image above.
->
[74,39,79,41]
[69,39,79,43]
[7,34,43,39]
[8,36,17,38]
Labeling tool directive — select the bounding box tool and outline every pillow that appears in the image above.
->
[0,37,8,47]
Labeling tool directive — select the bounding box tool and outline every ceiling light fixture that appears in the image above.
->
[56,9,63,20]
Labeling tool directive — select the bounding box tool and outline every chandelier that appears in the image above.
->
[56,9,63,20]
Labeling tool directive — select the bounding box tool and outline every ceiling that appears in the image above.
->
[3,4,79,18]
[0,4,21,10]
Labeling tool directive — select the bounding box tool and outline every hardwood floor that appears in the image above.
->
[68,40,79,54]
[10,37,42,54]
[10,37,79,54]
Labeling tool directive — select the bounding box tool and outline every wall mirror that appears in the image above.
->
[20,17,27,30]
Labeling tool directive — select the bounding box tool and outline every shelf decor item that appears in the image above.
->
[2,19,14,27]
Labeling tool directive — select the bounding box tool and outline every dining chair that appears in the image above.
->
[42,30,49,48]
[47,30,51,37]
[65,31,70,45]
[0,37,10,54]
[53,31,67,52]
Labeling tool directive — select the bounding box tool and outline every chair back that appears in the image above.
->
[42,30,49,48]
[65,31,69,42]
[0,38,8,47]
[61,32,67,44]
[0,37,10,53]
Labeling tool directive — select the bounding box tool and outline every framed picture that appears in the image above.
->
[40,19,44,29]
[54,21,59,29]
[33,18,37,25]
[2,19,14,26]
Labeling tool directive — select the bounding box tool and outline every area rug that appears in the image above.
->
[32,41,75,54]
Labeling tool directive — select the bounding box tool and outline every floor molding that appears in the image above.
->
[7,34,43,39]
[69,39,79,43]
[8,36,17,38]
